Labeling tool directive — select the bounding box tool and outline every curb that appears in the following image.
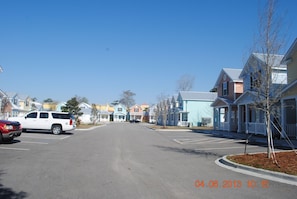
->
[153,129,192,132]
[215,155,297,186]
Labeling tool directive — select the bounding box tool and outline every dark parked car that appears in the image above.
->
[130,119,140,123]
[0,120,22,143]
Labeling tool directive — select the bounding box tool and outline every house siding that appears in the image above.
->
[186,100,214,126]
[217,75,235,101]
[287,51,297,84]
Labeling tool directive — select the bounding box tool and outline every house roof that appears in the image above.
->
[178,91,217,101]
[240,53,286,78]
[0,89,8,98]
[79,102,92,109]
[281,38,297,64]
[252,53,286,68]
[233,90,258,105]
[212,68,243,90]
[211,97,235,107]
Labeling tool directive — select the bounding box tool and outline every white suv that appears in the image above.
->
[8,111,76,135]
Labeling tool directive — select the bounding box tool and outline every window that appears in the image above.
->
[27,112,37,118]
[182,113,188,121]
[134,108,139,112]
[52,113,71,119]
[118,108,122,112]
[40,112,49,119]
[250,70,262,89]
[222,82,228,96]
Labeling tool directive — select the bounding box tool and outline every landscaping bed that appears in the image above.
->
[227,151,297,175]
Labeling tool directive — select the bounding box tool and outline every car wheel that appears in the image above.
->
[0,133,3,144]
[5,137,13,143]
[52,125,62,135]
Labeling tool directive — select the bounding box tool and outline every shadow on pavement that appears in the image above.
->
[154,145,221,158]
[0,171,28,199]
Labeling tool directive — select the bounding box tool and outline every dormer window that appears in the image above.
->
[13,98,18,105]
[222,82,229,96]
[250,70,262,90]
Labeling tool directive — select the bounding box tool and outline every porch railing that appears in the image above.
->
[219,122,229,131]
[246,122,266,135]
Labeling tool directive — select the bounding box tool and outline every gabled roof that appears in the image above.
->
[252,53,286,68]
[241,53,286,78]
[234,90,258,105]
[6,92,18,98]
[0,89,8,98]
[211,97,235,107]
[79,102,92,109]
[178,91,217,101]
[213,68,243,89]
[281,38,297,64]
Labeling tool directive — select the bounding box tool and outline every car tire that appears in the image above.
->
[0,133,3,144]
[52,125,62,135]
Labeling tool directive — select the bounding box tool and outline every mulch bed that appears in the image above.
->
[227,151,297,175]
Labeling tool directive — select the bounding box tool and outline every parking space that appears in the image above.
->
[156,130,268,155]
[0,131,73,151]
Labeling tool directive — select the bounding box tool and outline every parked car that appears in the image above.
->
[130,119,140,123]
[0,120,22,143]
[8,111,76,135]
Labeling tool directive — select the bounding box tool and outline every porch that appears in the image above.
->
[240,122,266,135]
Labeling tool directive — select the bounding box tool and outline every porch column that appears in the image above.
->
[245,104,249,133]
[281,98,285,138]
[237,105,241,133]
[218,108,221,129]
[295,97,297,139]
[228,105,231,132]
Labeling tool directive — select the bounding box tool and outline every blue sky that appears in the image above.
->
[0,0,296,105]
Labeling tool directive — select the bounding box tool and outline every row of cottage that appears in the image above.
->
[156,38,297,139]
[0,94,152,123]
[1,38,297,139]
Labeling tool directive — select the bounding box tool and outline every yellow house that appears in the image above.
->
[281,38,297,139]
[42,102,59,111]
[96,104,114,122]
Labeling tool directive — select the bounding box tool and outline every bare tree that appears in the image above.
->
[157,93,169,128]
[119,90,135,110]
[176,74,195,92]
[91,104,99,124]
[250,0,287,159]
[154,104,161,125]
[75,96,89,104]
[1,97,10,119]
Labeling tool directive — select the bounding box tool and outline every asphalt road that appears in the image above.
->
[0,123,296,199]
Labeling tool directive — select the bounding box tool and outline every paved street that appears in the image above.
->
[0,123,296,199]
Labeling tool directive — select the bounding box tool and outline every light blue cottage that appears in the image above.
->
[176,91,217,127]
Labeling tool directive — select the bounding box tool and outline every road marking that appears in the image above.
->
[0,146,30,151]
[21,135,70,140]
[173,139,183,144]
[217,139,242,143]
[60,136,70,140]
[21,141,48,144]
[195,146,258,151]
